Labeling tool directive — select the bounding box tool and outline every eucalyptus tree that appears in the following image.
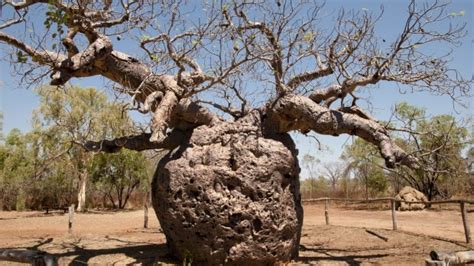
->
[342,103,472,201]
[90,149,149,209]
[301,153,320,198]
[387,103,471,200]
[0,129,34,210]
[34,86,136,211]
[342,138,388,200]
[0,0,471,263]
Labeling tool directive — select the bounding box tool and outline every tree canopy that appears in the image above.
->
[0,86,151,210]
[0,0,471,170]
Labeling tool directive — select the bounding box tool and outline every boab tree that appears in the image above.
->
[0,0,471,264]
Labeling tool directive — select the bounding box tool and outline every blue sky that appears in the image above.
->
[0,0,473,178]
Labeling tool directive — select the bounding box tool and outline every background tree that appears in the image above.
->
[387,103,472,200]
[35,86,102,211]
[301,154,320,199]
[33,85,140,211]
[0,0,471,263]
[322,162,345,193]
[91,149,149,209]
[0,86,151,211]
[0,129,34,210]
[342,103,472,201]
[342,138,388,199]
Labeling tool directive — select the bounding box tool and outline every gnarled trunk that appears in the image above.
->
[0,1,466,264]
[151,114,303,265]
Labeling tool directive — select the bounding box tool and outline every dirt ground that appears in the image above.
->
[0,203,472,265]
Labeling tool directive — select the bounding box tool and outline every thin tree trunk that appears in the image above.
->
[107,192,116,209]
[345,177,349,199]
[122,182,140,209]
[76,171,87,212]
[365,176,369,201]
[118,188,124,209]
[102,193,107,208]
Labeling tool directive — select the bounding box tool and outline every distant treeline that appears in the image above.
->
[0,86,157,211]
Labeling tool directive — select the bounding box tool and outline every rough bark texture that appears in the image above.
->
[152,114,303,265]
[2,1,466,264]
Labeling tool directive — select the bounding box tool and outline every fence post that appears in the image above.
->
[325,199,330,225]
[144,190,150,229]
[391,199,398,231]
[144,202,149,229]
[68,204,75,234]
[460,201,471,244]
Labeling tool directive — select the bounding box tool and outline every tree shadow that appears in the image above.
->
[299,245,388,266]
[2,237,178,265]
[54,240,178,265]
[31,237,54,249]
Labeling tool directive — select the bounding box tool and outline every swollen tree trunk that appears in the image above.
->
[76,171,87,212]
[0,2,463,264]
[152,113,303,264]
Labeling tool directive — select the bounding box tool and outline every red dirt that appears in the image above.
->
[0,203,472,265]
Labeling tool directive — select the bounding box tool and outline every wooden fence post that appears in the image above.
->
[68,204,75,234]
[144,190,152,229]
[391,199,398,231]
[460,201,471,244]
[144,199,149,229]
[144,203,149,229]
[325,199,330,225]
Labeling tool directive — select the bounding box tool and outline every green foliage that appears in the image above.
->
[300,176,329,198]
[393,103,471,199]
[15,190,26,211]
[303,32,314,42]
[342,138,388,198]
[16,51,28,63]
[0,86,152,210]
[44,6,68,36]
[343,102,472,200]
[91,150,149,209]
[0,129,36,210]
[449,11,466,17]
[140,35,151,42]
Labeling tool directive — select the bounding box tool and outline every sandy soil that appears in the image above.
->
[0,203,472,265]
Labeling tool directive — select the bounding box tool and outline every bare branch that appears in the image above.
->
[84,130,190,153]
[286,66,333,90]
[232,8,285,94]
[0,31,66,66]
[5,0,50,9]
[0,9,26,29]
[271,94,419,168]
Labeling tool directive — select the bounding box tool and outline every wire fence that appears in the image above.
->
[302,197,473,244]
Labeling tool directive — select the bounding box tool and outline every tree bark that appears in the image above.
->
[76,171,87,212]
[152,113,303,264]
[0,249,57,266]
[0,3,466,264]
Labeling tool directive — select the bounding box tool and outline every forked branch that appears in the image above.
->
[271,94,419,168]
